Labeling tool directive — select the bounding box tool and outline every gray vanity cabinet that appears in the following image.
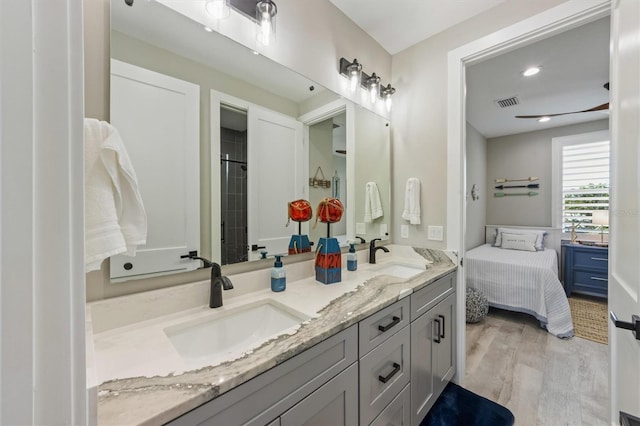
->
[410,272,457,426]
[280,363,358,426]
[168,270,457,426]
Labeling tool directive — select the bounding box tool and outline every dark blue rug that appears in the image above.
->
[420,382,515,426]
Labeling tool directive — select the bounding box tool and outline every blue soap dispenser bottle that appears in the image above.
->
[271,255,286,292]
[347,242,357,271]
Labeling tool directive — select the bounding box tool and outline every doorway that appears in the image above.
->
[446,0,611,398]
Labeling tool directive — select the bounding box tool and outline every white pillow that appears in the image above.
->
[500,232,538,252]
[493,227,546,251]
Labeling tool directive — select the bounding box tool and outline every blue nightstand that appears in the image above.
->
[563,243,608,298]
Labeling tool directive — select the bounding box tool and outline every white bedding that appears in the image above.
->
[466,244,574,338]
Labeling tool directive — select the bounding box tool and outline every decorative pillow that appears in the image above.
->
[500,232,538,252]
[493,227,547,251]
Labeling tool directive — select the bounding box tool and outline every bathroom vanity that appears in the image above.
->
[87,246,457,425]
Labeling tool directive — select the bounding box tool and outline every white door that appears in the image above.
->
[247,106,303,259]
[110,59,200,279]
[609,0,640,422]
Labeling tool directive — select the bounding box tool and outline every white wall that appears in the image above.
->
[465,123,487,250]
[486,119,609,226]
[390,0,567,248]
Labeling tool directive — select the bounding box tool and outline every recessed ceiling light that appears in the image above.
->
[538,116,550,123]
[204,26,213,32]
[523,67,541,77]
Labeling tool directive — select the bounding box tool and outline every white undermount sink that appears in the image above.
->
[371,261,427,279]
[164,299,310,369]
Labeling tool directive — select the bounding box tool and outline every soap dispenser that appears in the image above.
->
[347,242,358,271]
[271,255,286,292]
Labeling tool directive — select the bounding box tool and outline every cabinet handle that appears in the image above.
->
[591,257,608,261]
[590,276,608,282]
[438,314,446,338]
[378,316,400,332]
[378,362,401,384]
[433,318,442,343]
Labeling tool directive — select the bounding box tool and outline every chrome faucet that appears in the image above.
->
[369,238,389,264]
[182,253,234,308]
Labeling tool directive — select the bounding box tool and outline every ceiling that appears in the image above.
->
[328,0,506,55]
[466,17,610,138]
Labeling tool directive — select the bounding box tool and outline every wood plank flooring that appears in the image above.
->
[464,308,609,426]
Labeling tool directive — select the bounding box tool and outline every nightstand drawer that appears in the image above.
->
[573,270,608,296]
[573,250,608,270]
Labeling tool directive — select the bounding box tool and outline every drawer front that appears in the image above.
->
[359,298,410,356]
[411,272,455,322]
[370,383,410,426]
[573,249,608,271]
[360,326,411,426]
[573,270,608,296]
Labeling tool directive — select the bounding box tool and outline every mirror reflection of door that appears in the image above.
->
[220,105,248,266]
[309,112,347,245]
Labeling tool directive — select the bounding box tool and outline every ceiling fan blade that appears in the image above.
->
[515,102,609,119]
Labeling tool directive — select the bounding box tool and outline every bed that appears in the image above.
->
[465,226,574,338]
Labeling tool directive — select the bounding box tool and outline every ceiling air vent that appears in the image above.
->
[495,96,520,108]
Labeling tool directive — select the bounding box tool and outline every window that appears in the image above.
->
[552,130,610,238]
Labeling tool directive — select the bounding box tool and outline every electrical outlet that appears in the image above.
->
[427,225,444,241]
[401,225,409,238]
[356,222,366,235]
[379,223,388,236]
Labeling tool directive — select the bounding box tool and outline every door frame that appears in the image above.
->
[298,99,356,242]
[446,0,611,386]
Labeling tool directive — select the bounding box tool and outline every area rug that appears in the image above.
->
[421,382,515,426]
[568,296,608,344]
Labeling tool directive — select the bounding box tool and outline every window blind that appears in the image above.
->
[562,140,609,234]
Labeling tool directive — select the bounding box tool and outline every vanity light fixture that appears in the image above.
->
[365,73,381,104]
[380,83,396,112]
[523,66,541,77]
[538,116,550,123]
[339,58,363,93]
[205,0,231,19]
[256,0,277,46]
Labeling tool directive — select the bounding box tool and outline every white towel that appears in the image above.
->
[402,178,421,225]
[84,118,147,272]
[364,182,384,223]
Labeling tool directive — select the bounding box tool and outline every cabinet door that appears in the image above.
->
[432,293,456,398]
[370,384,411,426]
[410,310,436,426]
[281,363,358,426]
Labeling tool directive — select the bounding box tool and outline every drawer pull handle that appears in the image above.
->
[438,314,446,338]
[590,276,608,282]
[591,257,608,261]
[378,362,401,384]
[433,318,442,343]
[378,316,400,332]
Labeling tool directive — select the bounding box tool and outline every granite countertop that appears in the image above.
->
[89,246,456,425]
